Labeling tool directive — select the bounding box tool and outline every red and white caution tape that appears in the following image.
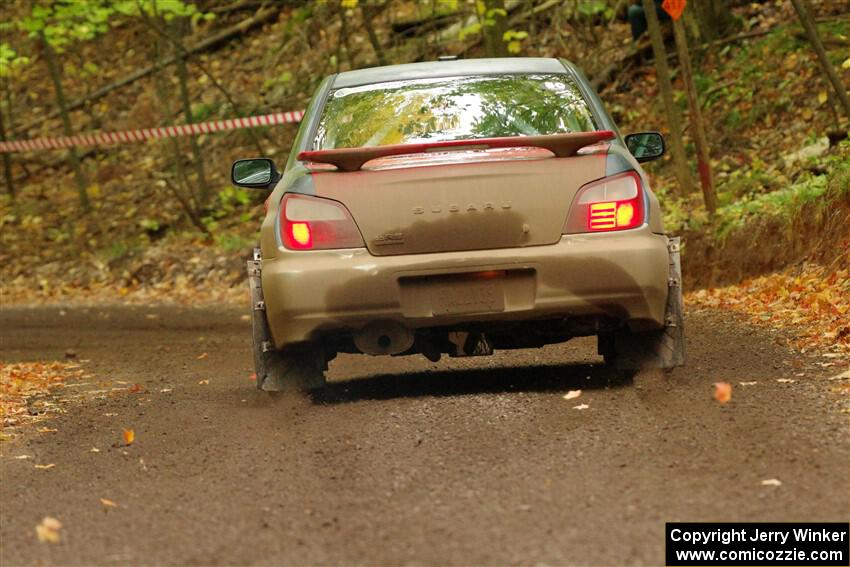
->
[0,110,304,153]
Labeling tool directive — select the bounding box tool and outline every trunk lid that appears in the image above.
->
[310,149,608,256]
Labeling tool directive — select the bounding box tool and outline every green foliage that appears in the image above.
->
[102,239,134,262]
[190,101,222,122]
[668,143,850,241]
[21,0,114,50]
[217,186,251,211]
[139,218,161,232]
[459,22,482,41]
[502,30,528,54]
[475,0,506,23]
[112,0,214,25]
[213,232,252,252]
[0,43,30,77]
[576,0,608,17]
[561,0,616,20]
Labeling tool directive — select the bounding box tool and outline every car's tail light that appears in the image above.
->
[563,171,644,233]
[279,194,364,250]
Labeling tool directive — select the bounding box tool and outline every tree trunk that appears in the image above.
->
[642,0,693,197]
[40,31,90,211]
[692,0,734,41]
[361,3,386,66]
[171,21,210,207]
[790,0,850,122]
[481,0,508,57]
[673,18,717,215]
[0,98,14,199]
[149,36,206,233]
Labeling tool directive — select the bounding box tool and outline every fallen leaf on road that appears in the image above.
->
[198,379,209,385]
[104,413,117,417]
[776,378,796,384]
[249,373,256,381]
[713,382,732,404]
[761,478,782,486]
[828,369,850,381]
[14,455,31,459]
[129,383,143,393]
[739,381,758,386]
[563,390,582,400]
[145,313,159,320]
[159,387,172,393]
[89,447,100,453]
[100,498,117,508]
[35,517,61,543]
[196,352,208,360]
[123,429,135,446]
[37,427,58,433]
[240,314,251,321]
[34,463,55,470]
[573,404,589,410]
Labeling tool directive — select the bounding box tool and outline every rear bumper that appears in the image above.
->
[262,228,670,348]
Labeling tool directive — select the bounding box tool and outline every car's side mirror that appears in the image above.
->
[624,132,665,162]
[231,158,281,189]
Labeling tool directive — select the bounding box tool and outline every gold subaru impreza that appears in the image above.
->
[232,57,684,391]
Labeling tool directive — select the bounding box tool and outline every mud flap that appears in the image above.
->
[610,236,685,370]
[247,248,277,390]
[659,236,686,368]
[247,248,327,392]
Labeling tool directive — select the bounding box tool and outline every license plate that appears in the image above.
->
[430,279,505,315]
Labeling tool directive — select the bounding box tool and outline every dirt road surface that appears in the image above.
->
[1,306,847,566]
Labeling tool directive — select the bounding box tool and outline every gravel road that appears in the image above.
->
[1,306,847,566]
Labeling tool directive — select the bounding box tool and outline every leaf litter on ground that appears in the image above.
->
[1,361,85,430]
[688,263,850,359]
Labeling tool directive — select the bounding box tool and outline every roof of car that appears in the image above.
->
[331,57,570,88]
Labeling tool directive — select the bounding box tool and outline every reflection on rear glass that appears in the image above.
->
[314,74,597,150]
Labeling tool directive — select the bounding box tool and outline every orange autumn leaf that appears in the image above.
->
[129,383,142,393]
[196,352,208,360]
[713,382,732,404]
[123,429,135,446]
[100,498,117,508]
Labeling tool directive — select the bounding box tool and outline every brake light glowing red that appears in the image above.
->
[588,199,637,231]
[563,171,644,234]
[279,194,364,250]
[289,222,312,248]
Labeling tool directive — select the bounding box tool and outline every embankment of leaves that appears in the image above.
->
[687,263,850,357]
[681,141,850,290]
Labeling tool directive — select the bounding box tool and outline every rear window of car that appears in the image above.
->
[313,73,597,150]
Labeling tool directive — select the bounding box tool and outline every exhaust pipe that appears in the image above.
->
[354,321,414,356]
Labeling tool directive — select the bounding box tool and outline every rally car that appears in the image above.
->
[232,57,684,391]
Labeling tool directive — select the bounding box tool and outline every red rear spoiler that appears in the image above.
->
[297,130,615,172]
